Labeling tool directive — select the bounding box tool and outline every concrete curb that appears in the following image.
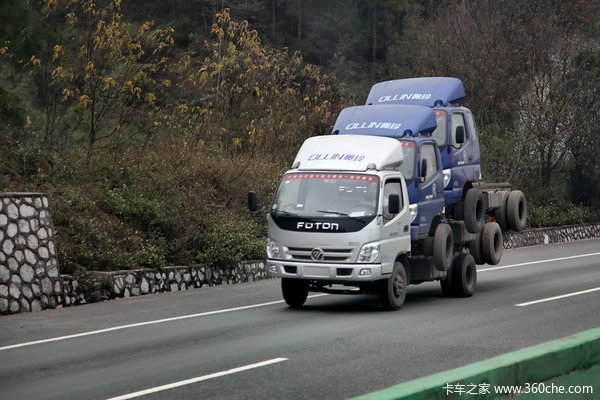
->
[353,327,600,400]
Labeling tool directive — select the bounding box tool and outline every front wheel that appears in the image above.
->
[281,278,309,308]
[380,261,408,310]
[440,253,477,297]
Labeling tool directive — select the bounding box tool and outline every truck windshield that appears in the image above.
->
[430,110,447,146]
[398,141,416,180]
[272,173,380,218]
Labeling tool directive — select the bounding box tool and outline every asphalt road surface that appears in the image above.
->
[1,239,599,400]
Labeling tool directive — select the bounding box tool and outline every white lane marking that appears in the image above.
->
[515,287,600,307]
[0,294,328,351]
[105,357,288,400]
[479,252,600,273]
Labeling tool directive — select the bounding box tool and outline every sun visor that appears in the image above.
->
[293,135,404,171]
[366,77,465,107]
[332,104,437,138]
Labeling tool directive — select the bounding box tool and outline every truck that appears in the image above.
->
[364,77,528,236]
[249,134,488,310]
[248,77,525,310]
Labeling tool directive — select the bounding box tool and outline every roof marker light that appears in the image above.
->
[292,161,301,169]
[367,163,377,170]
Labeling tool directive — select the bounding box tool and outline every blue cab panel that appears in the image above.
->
[335,120,445,241]
[366,77,465,108]
[332,104,437,137]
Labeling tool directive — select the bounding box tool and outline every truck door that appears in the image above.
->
[380,178,411,274]
[417,143,445,236]
[450,111,475,200]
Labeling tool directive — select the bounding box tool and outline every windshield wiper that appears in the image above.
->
[316,209,350,217]
[271,209,297,217]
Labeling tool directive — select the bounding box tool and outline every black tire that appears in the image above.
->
[495,192,510,231]
[441,253,477,297]
[464,189,485,233]
[468,232,485,265]
[380,261,407,310]
[433,223,453,272]
[481,222,503,265]
[281,278,309,308]
[440,275,452,296]
[507,190,527,232]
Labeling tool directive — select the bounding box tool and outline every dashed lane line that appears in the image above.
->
[105,358,288,400]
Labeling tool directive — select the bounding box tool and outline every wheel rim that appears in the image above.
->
[393,273,405,298]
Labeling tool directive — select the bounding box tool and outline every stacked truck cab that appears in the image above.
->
[249,77,527,310]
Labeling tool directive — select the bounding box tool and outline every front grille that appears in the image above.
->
[285,246,353,262]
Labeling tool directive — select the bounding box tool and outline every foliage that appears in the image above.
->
[527,203,597,228]
[166,9,339,157]
[35,0,175,164]
[196,213,267,267]
[45,142,282,273]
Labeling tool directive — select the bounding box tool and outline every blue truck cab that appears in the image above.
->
[331,104,445,242]
[365,77,481,206]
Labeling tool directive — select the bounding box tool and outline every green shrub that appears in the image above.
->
[195,212,266,267]
[527,202,597,228]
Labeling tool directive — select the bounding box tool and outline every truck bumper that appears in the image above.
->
[266,260,384,282]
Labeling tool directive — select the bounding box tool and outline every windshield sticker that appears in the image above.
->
[378,93,432,103]
[307,153,365,162]
[345,122,401,130]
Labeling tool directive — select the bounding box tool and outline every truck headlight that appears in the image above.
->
[267,238,282,259]
[357,242,380,263]
[409,204,418,223]
[443,169,452,188]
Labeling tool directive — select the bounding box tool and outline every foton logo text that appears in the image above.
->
[297,222,340,231]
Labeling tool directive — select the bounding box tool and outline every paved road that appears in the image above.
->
[1,239,599,400]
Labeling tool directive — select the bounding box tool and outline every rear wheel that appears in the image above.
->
[481,222,503,265]
[507,190,527,231]
[380,261,407,310]
[468,232,485,265]
[464,189,485,233]
[441,253,477,297]
[281,278,309,308]
[433,223,453,272]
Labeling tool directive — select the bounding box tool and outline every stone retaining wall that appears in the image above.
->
[0,193,61,314]
[61,261,267,306]
[504,223,600,249]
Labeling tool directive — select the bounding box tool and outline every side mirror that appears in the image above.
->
[388,194,400,215]
[456,126,465,145]
[248,191,257,212]
[420,159,428,182]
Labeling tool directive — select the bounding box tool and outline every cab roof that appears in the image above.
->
[293,135,404,172]
[366,77,465,107]
[332,104,437,138]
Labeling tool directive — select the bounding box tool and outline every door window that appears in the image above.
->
[383,179,402,223]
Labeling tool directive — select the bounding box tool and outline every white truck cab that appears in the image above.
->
[253,135,414,309]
